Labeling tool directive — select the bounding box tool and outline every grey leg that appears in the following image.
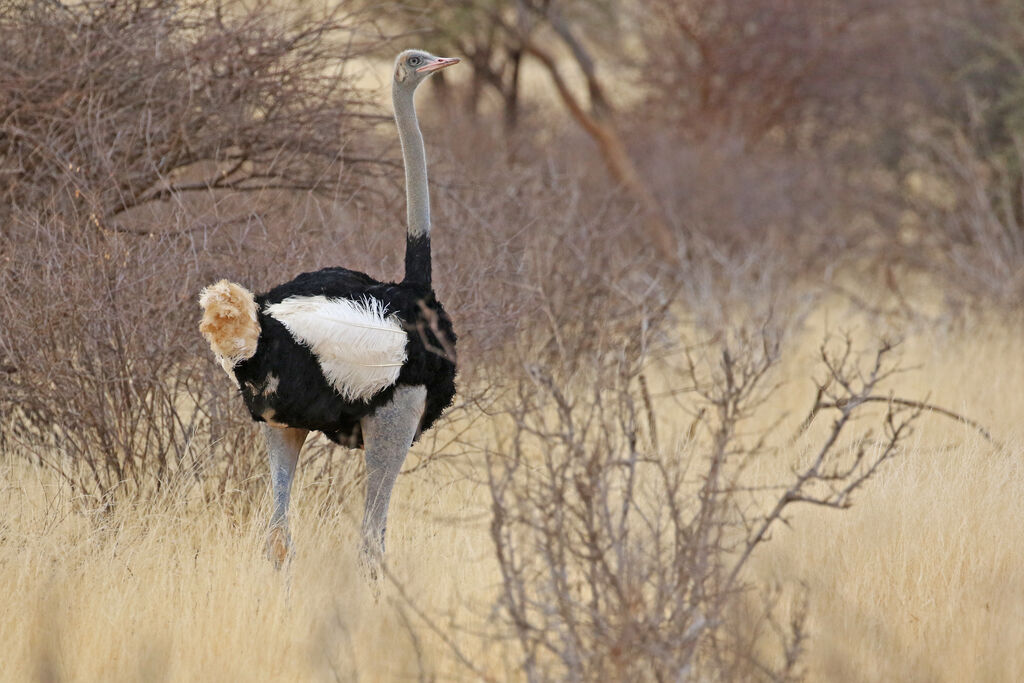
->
[359,385,426,568]
[262,423,308,568]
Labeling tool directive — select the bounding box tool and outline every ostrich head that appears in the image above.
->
[393,49,460,87]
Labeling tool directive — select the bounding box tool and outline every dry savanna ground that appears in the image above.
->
[1,301,1021,682]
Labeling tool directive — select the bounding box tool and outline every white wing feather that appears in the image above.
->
[265,295,407,401]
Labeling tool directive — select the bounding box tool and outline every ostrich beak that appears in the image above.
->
[417,57,460,74]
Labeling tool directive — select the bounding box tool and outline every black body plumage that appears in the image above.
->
[233,266,456,447]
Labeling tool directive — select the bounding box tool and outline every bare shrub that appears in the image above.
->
[0,214,245,503]
[914,131,1024,305]
[903,2,1024,306]
[635,0,928,143]
[479,303,923,679]
[0,0,391,505]
[0,0,383,224]
[422,111,670,376]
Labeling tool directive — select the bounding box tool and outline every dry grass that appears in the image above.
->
[752,313,1024,682]
[1,303,1022,682]
[0,445,499,682]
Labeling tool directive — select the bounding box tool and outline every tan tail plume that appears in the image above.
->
[199,280,260,372]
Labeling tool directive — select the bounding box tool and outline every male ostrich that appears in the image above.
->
[198,50,460,568]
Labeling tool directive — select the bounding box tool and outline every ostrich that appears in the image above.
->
[198,50,460,569]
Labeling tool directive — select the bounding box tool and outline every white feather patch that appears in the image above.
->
[264,295,407,401]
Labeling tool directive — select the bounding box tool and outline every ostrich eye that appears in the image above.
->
[408,56,422,66]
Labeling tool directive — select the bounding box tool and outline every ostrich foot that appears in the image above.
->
[358,541,381,581]
[358,541,384,601]
[265,525,291,569]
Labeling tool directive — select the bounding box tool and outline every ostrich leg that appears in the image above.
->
[359,384,426,571]
[262,424,308,568]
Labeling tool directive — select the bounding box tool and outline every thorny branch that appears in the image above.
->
[433,322,971,680]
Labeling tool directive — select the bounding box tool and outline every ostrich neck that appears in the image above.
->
[393,83,430,240]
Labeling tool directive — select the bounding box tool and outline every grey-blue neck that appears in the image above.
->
[393,82,430,240]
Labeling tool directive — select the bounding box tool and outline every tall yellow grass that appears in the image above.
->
[1,305,1022,681]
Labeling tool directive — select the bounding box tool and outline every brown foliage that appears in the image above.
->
[0,215,238,502]
[901,2,1024,306]
[0,0,393,504]
[637,0,919,140]
[0,0,383,224]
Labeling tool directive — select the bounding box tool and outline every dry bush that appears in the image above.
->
[422,109,669,372]
[635,0,923,142]
[633,130,882,288]
[0,208,396,508]
[0,212,266,505]
[901,1,1024,307]
[623,0,938,280]
[0,0,383,224]
[0,0,394,505]
[474,301,922,679]
[909,129,1024,306]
